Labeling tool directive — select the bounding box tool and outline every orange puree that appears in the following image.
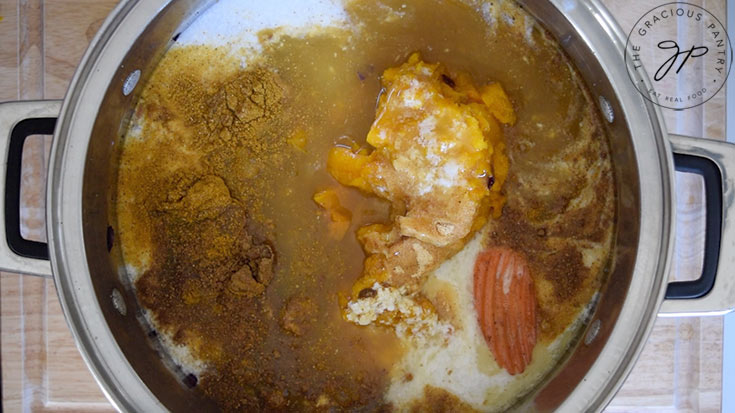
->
[326,53,515,313]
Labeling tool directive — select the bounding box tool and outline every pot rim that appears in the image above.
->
[48,1,173,411]
[538,1,675,410]
[46,0,675,411]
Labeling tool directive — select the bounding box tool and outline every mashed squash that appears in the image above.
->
[328,53,512,298]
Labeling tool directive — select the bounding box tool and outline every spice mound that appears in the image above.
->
[151,174,274,299]
[118,45,398,411]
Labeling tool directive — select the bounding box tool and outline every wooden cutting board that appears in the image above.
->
[0,0,726,411]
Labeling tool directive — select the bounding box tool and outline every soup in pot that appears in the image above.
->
[115,0,616,411]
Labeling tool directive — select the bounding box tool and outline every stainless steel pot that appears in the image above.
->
[0,0,733,411]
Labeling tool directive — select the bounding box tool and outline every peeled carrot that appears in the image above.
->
[473,247,537,375]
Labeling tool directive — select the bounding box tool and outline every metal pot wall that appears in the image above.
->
[0,0,733,411]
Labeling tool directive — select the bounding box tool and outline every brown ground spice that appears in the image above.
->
[119,46,391,411]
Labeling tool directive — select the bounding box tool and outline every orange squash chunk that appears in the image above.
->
[313,189,352,240]
[480,83,517,125]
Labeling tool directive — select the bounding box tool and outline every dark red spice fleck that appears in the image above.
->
[488,176,496,189]
[358,288,377,298]
[441,74,456,88]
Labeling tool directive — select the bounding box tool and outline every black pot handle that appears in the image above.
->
[666,153,722,299]
[6,117,56,260]
[0,101,61,278]
[661,134,735,315]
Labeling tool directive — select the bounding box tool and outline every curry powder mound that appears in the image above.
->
[117,45,391,411]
